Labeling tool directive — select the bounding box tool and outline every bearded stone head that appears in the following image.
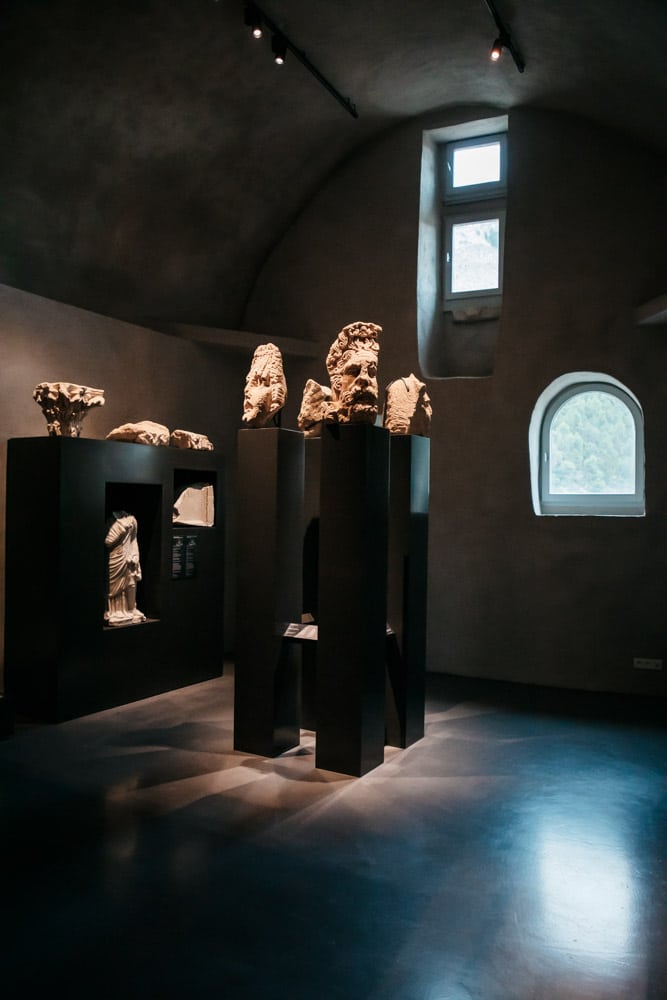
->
[325,321,381,425]
[242,343,287,428]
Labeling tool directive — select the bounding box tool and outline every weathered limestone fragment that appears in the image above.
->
[33,381,105,437]
[170,429,214,451]
[325,321,381,425]
[173,483,215,526]
[383,373,432,436]
[297,379,332,437]
[242,343,287,428]
[106,420,170,446]
[104,512,146,626]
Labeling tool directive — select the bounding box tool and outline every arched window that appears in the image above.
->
[529,373,645,516]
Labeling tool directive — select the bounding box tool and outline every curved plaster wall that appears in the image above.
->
[245,105,667,696]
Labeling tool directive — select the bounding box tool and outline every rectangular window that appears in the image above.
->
[441,132,507,308]
[445,210,505,299]
[443,133,507,203]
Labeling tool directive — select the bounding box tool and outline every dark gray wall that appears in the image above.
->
[245,106,667,696]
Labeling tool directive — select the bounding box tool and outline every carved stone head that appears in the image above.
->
[297,379,332,437]
[383,373,432,436]
[325,321,381,425]
[242,343,287,428]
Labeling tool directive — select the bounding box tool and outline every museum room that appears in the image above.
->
[1,0,666,996]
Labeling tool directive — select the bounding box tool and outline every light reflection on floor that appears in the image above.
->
[538,822,634,961]
[1,671,665,999]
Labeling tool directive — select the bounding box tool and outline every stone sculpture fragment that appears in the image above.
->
[383,373,432,436]
[297,379,332,437]
[106,420,170,446]
[33,381,105,437]
[325,321,381,425]
[170,429,214,451]
[242,343,287,428]
[173,483,215,526]
[104,511,146,626]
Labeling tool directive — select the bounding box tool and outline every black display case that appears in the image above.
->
[4,437,225,721]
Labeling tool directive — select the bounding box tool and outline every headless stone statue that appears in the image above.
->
[104,511,146,626]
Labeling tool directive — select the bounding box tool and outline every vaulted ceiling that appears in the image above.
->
[2,0,666,330]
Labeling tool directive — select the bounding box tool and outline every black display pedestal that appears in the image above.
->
[316,423,390,776]
[0,695,13,740]
[234,428,304,757]
[301,437,321,731]
[4,437,225,722]
[385,435,430,748]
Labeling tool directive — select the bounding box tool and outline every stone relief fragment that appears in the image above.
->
[382,373,432,436]
[104,511,146,626]
[242,343,287,428]
[173,483,215,526]
[297,379,332,437]
[33,381,105,437]
[325,321,381,425]
[106,420,170,446]
[170,429,214,451]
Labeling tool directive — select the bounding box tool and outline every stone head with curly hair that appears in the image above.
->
[325,321,381,425]
[242,343,287,428]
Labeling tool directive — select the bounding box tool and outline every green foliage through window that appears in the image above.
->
[549,391,635,495]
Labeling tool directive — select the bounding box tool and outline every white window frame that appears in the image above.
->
[441,132,507,311]
[443,204,506,301]
[442,132,508,204]
[529,373,645,517]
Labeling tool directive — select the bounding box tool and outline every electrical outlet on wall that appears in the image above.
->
[633,657,663,671]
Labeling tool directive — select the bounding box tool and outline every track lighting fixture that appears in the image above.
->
[271,32,286,65]
[244,3,263,39]
[490,37,503,62]
[239,0,358,117]
[483,0,525,73]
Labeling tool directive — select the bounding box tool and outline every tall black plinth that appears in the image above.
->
[4,437,225,722]
[316,423,390,776]
[234,428,304,757]
[301,437,321,730]
[385,435,430,748]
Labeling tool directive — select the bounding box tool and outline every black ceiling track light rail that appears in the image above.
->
[483,0,525,73]
[242,2,359,118]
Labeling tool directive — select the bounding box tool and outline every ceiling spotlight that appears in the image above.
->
[238,1,358,117]
[272,33,287,65]
[244,3,263,39]
[484,0,525,73]
[490,37,503,61]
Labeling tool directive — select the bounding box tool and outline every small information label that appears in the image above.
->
[172,534,198,579]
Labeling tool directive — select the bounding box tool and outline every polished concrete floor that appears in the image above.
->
[1,669,666,999]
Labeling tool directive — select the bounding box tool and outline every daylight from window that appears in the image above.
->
[450,218,500,293]
[549,390,636,495]
[452,142,501,188]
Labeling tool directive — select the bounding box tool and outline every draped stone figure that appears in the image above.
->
[104,512,146,626]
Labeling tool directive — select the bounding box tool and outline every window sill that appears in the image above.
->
[447,303,501,324]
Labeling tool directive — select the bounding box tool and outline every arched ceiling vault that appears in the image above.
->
[2,0,666,329]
